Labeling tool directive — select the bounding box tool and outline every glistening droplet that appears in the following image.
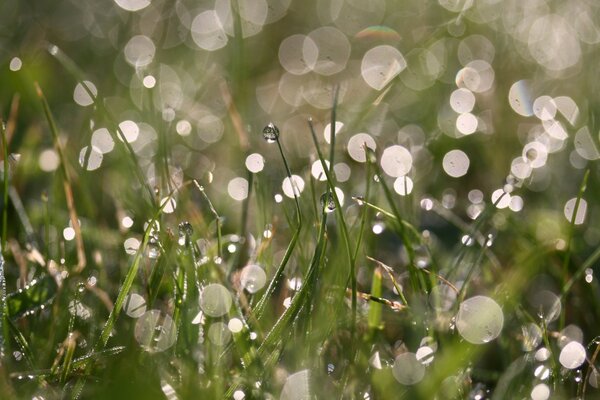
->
[262,122,279,143]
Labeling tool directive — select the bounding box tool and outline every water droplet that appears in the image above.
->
[320,192,336,213]
[262,122,279,143]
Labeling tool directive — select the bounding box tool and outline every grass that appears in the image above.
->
[1,1,600,399]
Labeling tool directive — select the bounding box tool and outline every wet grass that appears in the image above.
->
[2,7,600,400]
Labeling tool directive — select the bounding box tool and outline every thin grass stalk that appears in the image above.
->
[253,136,302,320]
[0,245,8,356]
[1,121,7,253]
[560,168,589,330]
[308,119,356,332]
[194,181,223,260]
[35,83,87,273]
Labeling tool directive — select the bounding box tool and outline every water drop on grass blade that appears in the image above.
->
[262,122,279,143]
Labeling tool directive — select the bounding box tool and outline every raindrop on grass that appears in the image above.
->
[320,192,336,213]
[178,221,193,246]
[262,122,279,143]
[200,284,232,317]
[240,264,267,293]
[124,293,147,318]
[134,310,177,353]
[456,296,504,344]
[392,353,425,385]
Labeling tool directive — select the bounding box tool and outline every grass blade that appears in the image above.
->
[35,83,87,273]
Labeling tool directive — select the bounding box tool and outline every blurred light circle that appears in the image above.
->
[564,198,587,225]
[449,88,475,114]
[456,113,478,135]
[361,45,406,90]
[532,96,556,121]
[442,150,470,178]
[508,80,533,117]
[118,120,140,143]
[574,126,600,160]
[282,175,305,198]
[393,176,413,196]
[208,321,232,345]
[522,142,548,169]
[176,120,192,136]
[245,153,265,173]
[458,34,495,65]
[559,341,586,369]
[279,34,318,75]
[78,146,103,171]
[191,11,228,51]
[39,149,60,172]
[124,293,147,318]
[91,128,115,154]
[334,163,351,182]
[124,35,155,67]
[491,189,511,209]
[347,133,376,163]
[456,295,504,344]
[200,284,233,317]
[456,60,494,93]
[392,353,425,385]
[228,318,244,333]
[531,383,550,400]
[9,57,22,72]
[134,310,177,352]
[528,14,581,72]
[311,159,330,181]
[240,264,267,293]
[324,121,344,144]
[123,237,140,255]
[73,80,97,107]
[380,145,412,177]
[114,0,150,12]
[63,227,75,241]
[228,177,249,201]
[308,26,351,76]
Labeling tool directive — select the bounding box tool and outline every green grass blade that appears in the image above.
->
[1,121,7,253]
